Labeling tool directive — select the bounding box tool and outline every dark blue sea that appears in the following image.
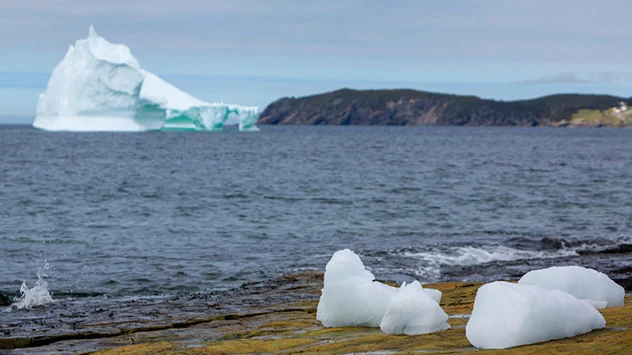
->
[1,125,631,304]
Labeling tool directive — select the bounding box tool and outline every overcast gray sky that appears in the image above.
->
[1,0,632,119]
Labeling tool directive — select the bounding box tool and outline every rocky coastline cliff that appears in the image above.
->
[258,88,632,127]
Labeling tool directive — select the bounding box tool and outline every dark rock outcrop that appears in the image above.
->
[258,88,629,126]
[0,292,11,307]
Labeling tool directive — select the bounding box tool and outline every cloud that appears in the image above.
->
[519,72,594,84]
[519,71,632,85]
[0,0,358,17]
[3,0,632,85]
[3,0,632,57]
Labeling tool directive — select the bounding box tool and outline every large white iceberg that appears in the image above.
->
[380,281,450,335]
[33,26,259,132]
[518,266,624,308]
[316,249,446,332]
[466,281,606,349]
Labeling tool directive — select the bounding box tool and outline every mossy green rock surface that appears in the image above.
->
[91,276,631,355]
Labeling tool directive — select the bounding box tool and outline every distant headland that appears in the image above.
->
[258,89,632,127]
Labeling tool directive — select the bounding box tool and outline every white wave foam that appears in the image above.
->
[12,262,54,310]
[400,245,579,280]
[616,234,632,244]
[404,246,578,266]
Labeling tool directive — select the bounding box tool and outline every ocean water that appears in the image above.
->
[1,125,631,304]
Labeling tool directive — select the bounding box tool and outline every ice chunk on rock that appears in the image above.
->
[317,249,395,327]
[316,249,446,331]
[34,26,259,132]
[466,281,606,349]
[380,281,450,335]
[518,266,624,308]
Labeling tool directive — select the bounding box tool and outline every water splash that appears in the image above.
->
[12,261,54,309]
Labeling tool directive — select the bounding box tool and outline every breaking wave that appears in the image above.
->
[399,245,579,279]
[11,261,54,310]
[382,236,632,281]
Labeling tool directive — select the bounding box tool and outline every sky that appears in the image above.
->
[1,0,632,122]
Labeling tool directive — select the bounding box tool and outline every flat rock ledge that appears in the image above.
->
[2,272,631,354]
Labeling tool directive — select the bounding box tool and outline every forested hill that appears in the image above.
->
[258,89,632,127]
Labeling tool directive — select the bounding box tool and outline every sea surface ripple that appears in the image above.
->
[1,125,631,301]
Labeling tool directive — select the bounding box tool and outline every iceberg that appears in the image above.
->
[466,281,606,349]
[33,26,259,132]
[518,266,624,308]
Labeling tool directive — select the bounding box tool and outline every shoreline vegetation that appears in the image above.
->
[259,89,632,128]
[2,272,630,354]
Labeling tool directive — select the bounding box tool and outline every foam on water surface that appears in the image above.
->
[394,244,583,280]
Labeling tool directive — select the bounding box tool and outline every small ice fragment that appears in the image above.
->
[380,281,450,335]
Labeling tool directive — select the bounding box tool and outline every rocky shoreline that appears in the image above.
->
[259,89,632,127]
[1,272,631,354]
